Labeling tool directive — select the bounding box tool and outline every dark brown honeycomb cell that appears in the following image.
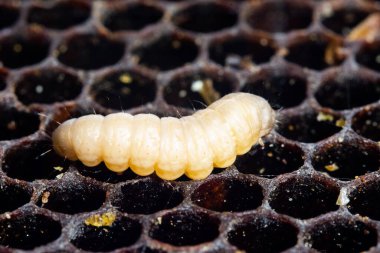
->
[111,179,183,214]
[285,34,343,70]
[132,32,198,71]
[0,69,6,91]
[103,2,163,31]
[191,177,263,212]
[90,69,156,110]
[37,177,105,214]
[228,214,298,253]
[172,2,238,33]
[321,7,370,36]
[0,4,19,30]
[0,31,50,69]
[71,214,141,252]
[0,179,31,213]
[57,34,124,70]
[305,216,377,253]
[15,68,82,105]
[241,65,307,109]
[312,137,380,180]
[164,67,237,109]
[352,106,380,141]
[269,174,340,219]
[209,34,275,68]
[276,109,344,143]
[348,176,380,220]
[76,162,138,183]
[246,0,313,33]
[315,69,380,110]
[235,139,305,178]
[0,213,61,250]
[27,0,90,30]
[356,42,380,72]
[0,107,40,141]
[149,210,219,246]
[2,141,69,182]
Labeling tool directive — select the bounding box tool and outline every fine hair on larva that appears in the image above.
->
[52,92,276,180]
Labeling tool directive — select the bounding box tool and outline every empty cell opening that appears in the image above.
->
[90,69,156,110]
[2,141,70,181]
[164,69,236,109]
[0,180,31,213]
[246,0,312,33]
[228,215,298,253]
[15,68,82,105]
[0,214,61,250]
[112,180,183,214]
[76,162,138,183]
[269,175,340,219]
[172,2,237,33]
[209,35,275,68]
[132,33,198,71]
[191,177,263,212]
[0,4,19,30]
[71,215,141,252]
[356,42,380,72]
[276,110,344,143]
[315,72,380,110]
[103,3,163,31]
[57,34,124,70]
[0,70,7,90]
[0,32,50,69]
[0,107,40,141]
[242,71,306,109]
[37,180,105,214]
[285,35,343,70]
[352,106,380,142]
[27,0,90,30]
[149,210,219,246]
[312,139,380,180]
[305,217,377,253]
[235,140,304,178]
[348,179,380,220]
[321,8,370,36]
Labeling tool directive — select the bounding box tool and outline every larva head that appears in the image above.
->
[52,118,78,161]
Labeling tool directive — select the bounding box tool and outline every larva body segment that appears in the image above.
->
[52,92,276,180]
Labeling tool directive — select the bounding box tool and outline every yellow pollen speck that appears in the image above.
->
[54,166,64,171]
[317,112,334,122]
[41,191,50,204]
[325,163,339,172]
[119,73,132,84]
[85,212,116,227]
[335,118,346,127]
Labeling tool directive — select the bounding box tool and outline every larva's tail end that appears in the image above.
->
[52,119,77,161]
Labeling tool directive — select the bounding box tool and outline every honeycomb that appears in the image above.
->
[0,0,379,252]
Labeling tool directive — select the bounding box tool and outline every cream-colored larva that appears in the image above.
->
[52,92,276,180]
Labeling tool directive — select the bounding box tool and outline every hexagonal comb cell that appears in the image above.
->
[149,210,219,246]
[0,69,6,91]
[352,105,380,142]
[246,0,313,33]
[315,68,380,110]
[276,109,344,143]
[312,137,380,180]
[132,32,199,71]
[0,30,50,69]
[191,177,263,212]
[235,139,304,178]
[269,174,340,219]
[164,67,237,109]
[209,33,275,69]
[0,212,61,250]
[90,69,156,110]
[0,3,19,30]
[27,0,90,30]
[356,41,380,72]
[305,216,377,253]
[0,179,31,213]
[71,214,141,252]
[56,34,125,70]
[172,2,238,33]
[228,214,298,253]
[111,179,183,214]
[241,64,307,109]
[103,2,163,31]
[15,68,82,105]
